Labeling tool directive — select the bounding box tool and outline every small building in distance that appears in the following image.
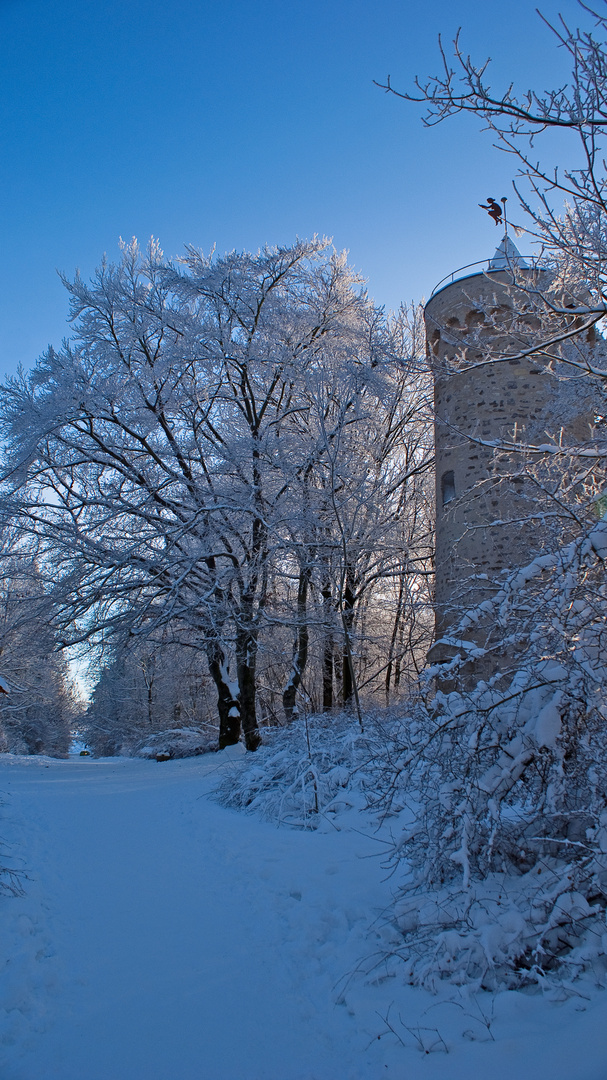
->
[424,235,597,683]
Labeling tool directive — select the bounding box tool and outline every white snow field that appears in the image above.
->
[0,749,606,1080]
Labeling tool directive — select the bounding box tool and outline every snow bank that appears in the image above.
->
[1,745,607,1078]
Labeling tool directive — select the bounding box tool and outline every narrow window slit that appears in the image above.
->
[441,470,456,505]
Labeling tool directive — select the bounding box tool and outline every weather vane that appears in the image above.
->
[479,196,508,229]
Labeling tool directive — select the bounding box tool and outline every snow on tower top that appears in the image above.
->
[488,235,529,271]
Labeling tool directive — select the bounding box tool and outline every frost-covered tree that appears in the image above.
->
[307,345,433,717]
[0,533,73,757]
[274,301,433,724]
[0,238,432,751]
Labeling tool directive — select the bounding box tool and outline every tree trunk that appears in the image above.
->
[235,591,261,751]
[385,575,405,705]
[206,639,241,748]
[236,620,261,752]
[321,578,333,712]
[333,648,342,703]
[283,563,311,722]
[235,454,265,752]
[341,572,356,707]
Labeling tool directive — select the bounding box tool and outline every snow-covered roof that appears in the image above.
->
[488,235,529,271]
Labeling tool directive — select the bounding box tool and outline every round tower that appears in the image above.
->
[425,236,595,676]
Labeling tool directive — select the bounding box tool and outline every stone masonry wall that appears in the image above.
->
[425,269,595,668]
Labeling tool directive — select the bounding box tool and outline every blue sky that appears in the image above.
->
[0,0,589,375]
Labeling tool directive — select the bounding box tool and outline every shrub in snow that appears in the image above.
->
[135,728,217,760]
[216,711,402,827]
[382,518,607,990]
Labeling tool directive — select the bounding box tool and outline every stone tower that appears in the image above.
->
[425,236,595,677]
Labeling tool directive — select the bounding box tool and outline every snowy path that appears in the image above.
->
[0,751,606,1080]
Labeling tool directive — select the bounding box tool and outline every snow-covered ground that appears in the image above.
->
[0,749,605,1080]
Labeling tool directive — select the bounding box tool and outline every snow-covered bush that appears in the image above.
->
[135,728,216,759]
[216,710,407,828]
[381,514,607,989]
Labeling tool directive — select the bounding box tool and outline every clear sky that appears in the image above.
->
[0,0,590,376]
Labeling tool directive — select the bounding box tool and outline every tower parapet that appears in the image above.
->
[425,237,595,679]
